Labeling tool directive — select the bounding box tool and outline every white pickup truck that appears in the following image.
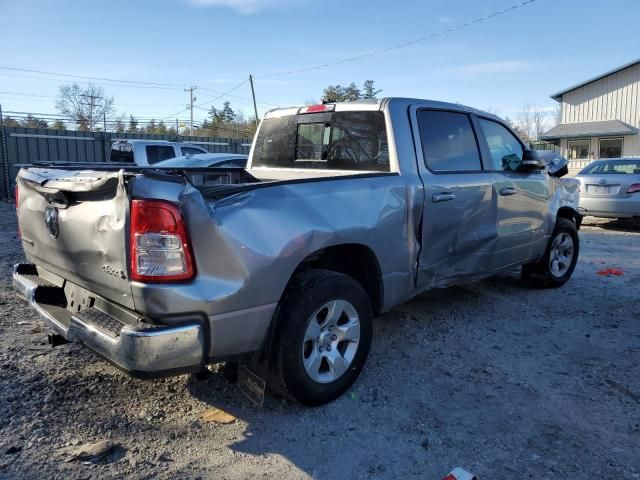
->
[109,139,207,166]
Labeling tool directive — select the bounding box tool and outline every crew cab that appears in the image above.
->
[109,139,207,166]
[13,98,581,406]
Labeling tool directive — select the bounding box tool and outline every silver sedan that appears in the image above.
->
[154,153,247,169]
[575,158,640,220]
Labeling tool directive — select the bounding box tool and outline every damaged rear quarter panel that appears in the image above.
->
[130,174,413,320]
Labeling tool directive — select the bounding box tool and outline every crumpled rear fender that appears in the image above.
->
[549,176,581,226]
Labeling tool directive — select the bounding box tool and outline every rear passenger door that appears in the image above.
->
[475,117,551,268]
[413,108,498,287]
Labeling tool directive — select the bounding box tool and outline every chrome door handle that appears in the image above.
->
[432,192,456,203]
[499,187,517,196]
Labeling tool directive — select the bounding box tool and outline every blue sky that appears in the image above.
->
[0,0,639,128]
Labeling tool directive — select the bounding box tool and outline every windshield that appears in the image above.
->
[580,159,640,175]
[252,111,390,172]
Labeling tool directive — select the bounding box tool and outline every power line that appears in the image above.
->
[0,72,184,91]
[198,86,281,107]
[0,65,187,88]
[161,107,190,121]
[0,91,187,108]
[0,91,55,99]
[257,0,538,77]
[196,79,250,108]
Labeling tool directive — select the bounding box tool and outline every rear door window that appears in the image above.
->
[417,110,482,172]
[252,111,389,172]
[181,146,206,156]
[146,145,176,165]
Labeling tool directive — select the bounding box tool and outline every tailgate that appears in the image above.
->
[16,167,134,309]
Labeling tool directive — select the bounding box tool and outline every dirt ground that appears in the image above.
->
[0,201,639,479]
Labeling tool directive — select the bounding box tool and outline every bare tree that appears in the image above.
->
[517,103,534,141]
[56,83,115,131]
[517,104,551,141]
[532,106,547,140]
[553,104,562,127]
[504,116,529,142]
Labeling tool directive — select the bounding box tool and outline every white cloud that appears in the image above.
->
[184,0,296,14]
[442,60,536,76]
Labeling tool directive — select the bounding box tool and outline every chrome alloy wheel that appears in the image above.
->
[549,232,574,278]
[302,299,361,384]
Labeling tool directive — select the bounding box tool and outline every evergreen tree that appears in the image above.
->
[222,102,235,123]
[362,80,382,99]
[21,115,48,128]
[322,80,381,102]
[208,106,224,124]
[156,120,168,134]
[127,115,138,133]
[115,118,126,133]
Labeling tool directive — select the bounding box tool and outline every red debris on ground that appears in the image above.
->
[596,267,624,276]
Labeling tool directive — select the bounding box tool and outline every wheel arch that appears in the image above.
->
[286,243,384,317]
[556,206,582,230]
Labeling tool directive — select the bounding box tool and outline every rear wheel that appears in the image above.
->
[269,269,373,406]
[522,218,579,288]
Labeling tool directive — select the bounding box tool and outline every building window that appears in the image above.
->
[567,139,590,160]
[599,138,623,159]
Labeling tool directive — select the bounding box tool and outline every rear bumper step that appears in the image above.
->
[13,263,205,378]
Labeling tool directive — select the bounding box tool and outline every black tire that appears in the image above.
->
[268,269,373,406]
[522,218,579,288]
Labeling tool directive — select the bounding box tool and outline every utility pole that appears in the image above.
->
[249,75,259,127]
[0,103,11,202]
[185,86,197,134]
[80,93,103,131]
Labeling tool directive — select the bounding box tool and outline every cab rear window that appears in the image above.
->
[110,142,134,163]
[252,111,390,172]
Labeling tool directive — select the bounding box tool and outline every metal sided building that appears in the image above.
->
[541,59,640,170]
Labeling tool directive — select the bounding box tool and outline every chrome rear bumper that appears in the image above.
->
[13,263,205,377]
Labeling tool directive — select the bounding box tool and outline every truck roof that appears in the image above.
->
[112,139,182,145]
[264,97,498,120]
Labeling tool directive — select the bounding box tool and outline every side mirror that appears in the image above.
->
[520,150,546,171]
[528,150,569,177]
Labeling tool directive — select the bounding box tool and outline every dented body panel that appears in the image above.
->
[13,97,580,375]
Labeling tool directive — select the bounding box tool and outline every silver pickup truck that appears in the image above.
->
[13,98,580,406]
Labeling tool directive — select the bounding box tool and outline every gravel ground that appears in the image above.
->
[1,201,639,479]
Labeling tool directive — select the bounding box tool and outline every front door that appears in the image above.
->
[413,108,498,288]
[474,117,551,268]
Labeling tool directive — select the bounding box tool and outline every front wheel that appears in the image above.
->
[269,269,373,406]
[522,218,579,288]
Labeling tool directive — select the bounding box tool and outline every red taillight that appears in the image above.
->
[626,183,640,194]
[299,104,335,114]
[130,199,195,283]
